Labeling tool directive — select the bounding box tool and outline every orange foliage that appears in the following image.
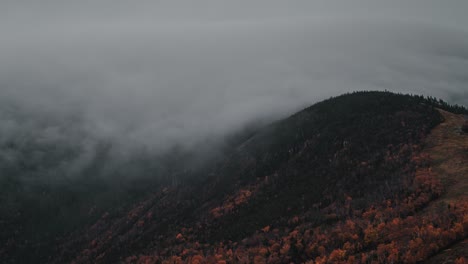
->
[176,233,184,242]
[117,148,467,264]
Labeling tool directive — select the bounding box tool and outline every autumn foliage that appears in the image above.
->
[45,92,468,264]
[122,167,468,264]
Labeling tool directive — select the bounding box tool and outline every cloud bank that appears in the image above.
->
[1,1,468,181]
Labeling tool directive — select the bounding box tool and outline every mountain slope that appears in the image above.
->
[422,109,468,263]
[44,91,467,264]
[3,91,466,263]
[422,109,468,203]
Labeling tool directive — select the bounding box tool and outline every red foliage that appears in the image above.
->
[59,139,468,264]
[124,166,467,264]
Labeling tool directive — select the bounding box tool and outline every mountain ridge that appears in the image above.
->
[47,91,468,263]
[1,91,467,263]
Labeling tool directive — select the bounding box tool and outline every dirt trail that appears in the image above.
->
[424,109,468,203]
[424,109,468,263]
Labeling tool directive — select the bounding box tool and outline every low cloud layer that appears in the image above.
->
[1,1,468,181]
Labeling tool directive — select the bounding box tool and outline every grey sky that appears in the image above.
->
[1,0,468,155]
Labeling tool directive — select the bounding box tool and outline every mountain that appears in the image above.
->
[2,91,468,263]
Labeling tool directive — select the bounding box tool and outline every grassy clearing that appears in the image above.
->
[424,109,468,203]
[425,109,468,263]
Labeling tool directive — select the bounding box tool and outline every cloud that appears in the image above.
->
[1,1,468,182]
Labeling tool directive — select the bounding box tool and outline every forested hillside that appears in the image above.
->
[1,91,467,263]
[36,91,467,263]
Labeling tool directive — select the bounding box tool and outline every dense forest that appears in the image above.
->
[1,91,468,263]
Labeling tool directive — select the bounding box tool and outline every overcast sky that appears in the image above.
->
[1,0,468,154]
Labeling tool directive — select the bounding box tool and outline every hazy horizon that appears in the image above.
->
[1,1,468,181]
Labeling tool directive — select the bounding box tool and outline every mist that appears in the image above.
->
[1,1,468,183]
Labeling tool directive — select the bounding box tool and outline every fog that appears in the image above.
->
[1,1,468,181]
